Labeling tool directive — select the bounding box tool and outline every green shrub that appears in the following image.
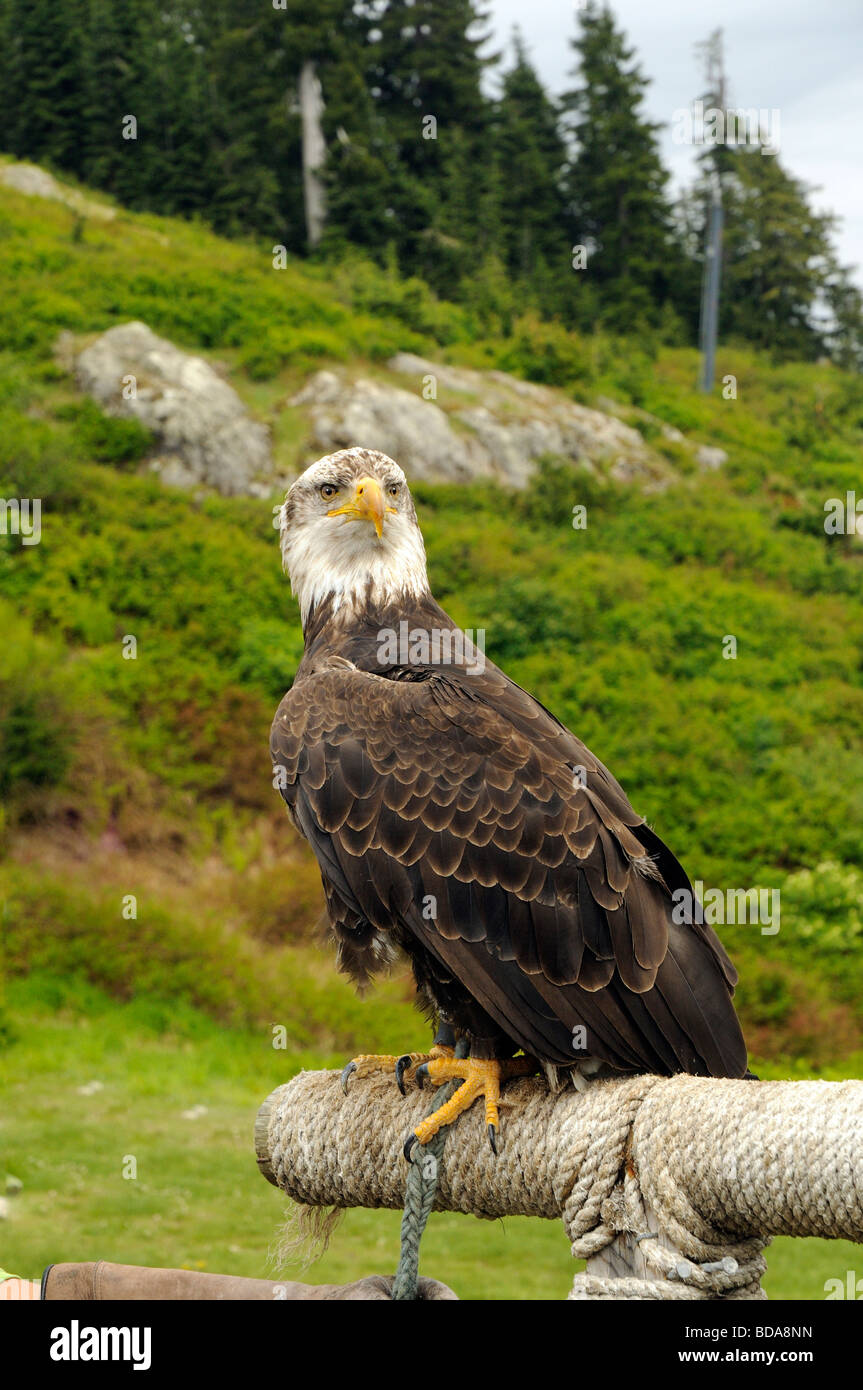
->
[59,399,153,466]
[0,410,79,505]
[496,313,593,387]
[233,619,305,702]
[0,690,70,797]
[239,324,349,379]
[783,862,863,954]
[516,455,625,529]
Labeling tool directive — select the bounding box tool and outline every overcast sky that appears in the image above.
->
[485,0,863,287]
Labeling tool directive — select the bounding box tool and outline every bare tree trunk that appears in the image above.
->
[299,60,326,249]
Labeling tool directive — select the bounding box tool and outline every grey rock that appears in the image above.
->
[1,161,115,221]
[294,358,661,489]
[292,372,492,484]
[388,353,653,480]
[60,318,727,499]
[386,354,481,398]
[455,405,594,488]
[661,424,686,443]
[72,321,273,497]
[696,445,728,471]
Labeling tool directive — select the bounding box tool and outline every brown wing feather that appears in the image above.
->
[271,653,748,1077]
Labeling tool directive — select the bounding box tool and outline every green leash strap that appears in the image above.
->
[391,1080,457,1300]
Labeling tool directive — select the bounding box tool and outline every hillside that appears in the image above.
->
[1,166,862,1296]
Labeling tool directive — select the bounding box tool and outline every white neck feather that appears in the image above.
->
[281,511,431,628]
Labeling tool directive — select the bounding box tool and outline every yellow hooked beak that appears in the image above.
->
[327,476,388,539]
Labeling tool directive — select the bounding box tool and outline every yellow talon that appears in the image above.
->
[410,1055,537,1152]
[341,1052,399,1094]
[340,1045,455,1095]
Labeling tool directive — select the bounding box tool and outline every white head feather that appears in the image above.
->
[279,449,430,627]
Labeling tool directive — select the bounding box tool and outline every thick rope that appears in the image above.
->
[257,1071,863,1300]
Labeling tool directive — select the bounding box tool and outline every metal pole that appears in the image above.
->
[699,175,723,392]
[696,29,726,392]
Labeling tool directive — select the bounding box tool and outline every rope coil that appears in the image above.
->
[256,1070,863,1300]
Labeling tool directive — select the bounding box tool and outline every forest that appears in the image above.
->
[1,0,861,366]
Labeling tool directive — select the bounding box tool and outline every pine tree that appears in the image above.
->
[492,31,568,304]
[202,0,292,239]
[561,2,676,331]
[0,0,14,153]
[708,145,860,361]
[365,0,497,289]
[1,0,89,176]
[371,0,494,173]
[81,0,144,196]
[278,0,396,257]
[822,259,863,372]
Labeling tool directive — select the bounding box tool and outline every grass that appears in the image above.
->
[1,975,860,1300]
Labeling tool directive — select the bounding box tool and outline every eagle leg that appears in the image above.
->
[341,1025,456,1097]
[405,1054,537,1158]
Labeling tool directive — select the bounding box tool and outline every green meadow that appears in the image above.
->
[1,167,862,1298]
[3,976,860,1300]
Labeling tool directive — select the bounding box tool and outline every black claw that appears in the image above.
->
[416,1063,429,1090]
[487,1123,498,1155]
[395,1055,412,1097]
[404,1134,418,1163]
[340,1061,357,1095]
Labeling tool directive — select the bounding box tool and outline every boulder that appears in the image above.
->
[293,357,662,488]
[389,354,657,484]
[1,161,115,221]
[695,444,728,471]
[71,321,274,497]
[292,372,491,483]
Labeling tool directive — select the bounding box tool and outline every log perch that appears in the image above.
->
[256,1069,863,1299]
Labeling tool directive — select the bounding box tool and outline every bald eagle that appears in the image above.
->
[271,448,749,1155]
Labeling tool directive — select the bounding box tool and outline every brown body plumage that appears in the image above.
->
[271,448,749,1080]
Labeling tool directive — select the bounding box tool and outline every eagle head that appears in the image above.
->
[279,448,430,627]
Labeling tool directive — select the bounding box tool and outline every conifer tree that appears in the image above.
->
[493,31,568,303]
[81,0,136,195]
[202,0,291,239]
[366,0,497,288]
[710,145,861,361]
[1,0,89,175]
[282,0,396,257]
[561,2,676,331]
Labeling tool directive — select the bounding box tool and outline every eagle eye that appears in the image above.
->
[386,482,400,498]
[320,483,339,500]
